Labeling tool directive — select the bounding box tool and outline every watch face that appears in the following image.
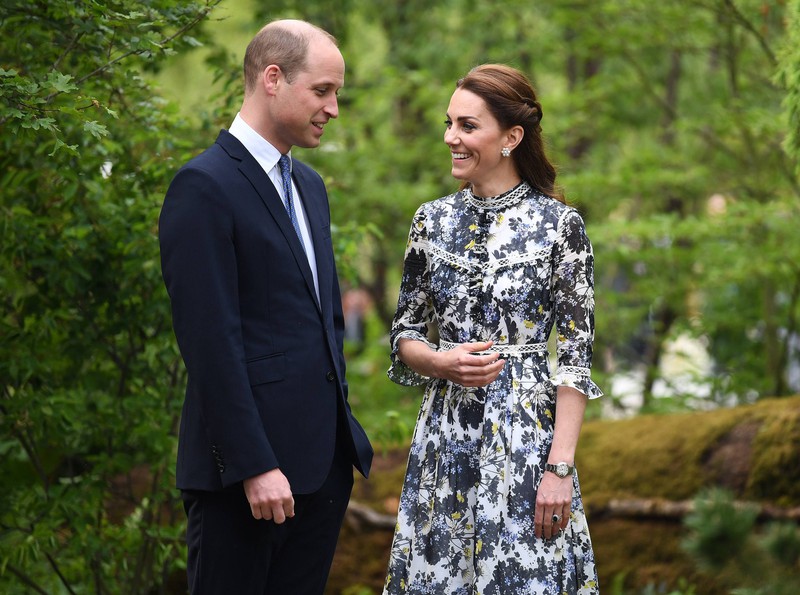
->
[556,463,569,477]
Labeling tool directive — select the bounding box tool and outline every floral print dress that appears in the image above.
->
[384,183,603,595]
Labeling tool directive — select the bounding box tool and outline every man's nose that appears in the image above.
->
[325,97,339,119]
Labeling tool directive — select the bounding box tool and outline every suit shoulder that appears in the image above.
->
[176,142,230,177]
[292,158,324,184]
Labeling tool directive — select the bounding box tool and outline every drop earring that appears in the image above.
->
[501,147,511,157]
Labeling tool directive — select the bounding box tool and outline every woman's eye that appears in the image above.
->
[444,119,452,127]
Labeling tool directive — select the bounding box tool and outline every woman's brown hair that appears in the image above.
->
[456,64,565,203]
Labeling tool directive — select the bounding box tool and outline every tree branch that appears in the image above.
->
[45,552,77,595]
[590,497,800,522]
[722,0,778,67]
[5,563,49,595]
[52,32,85,72]
[343,497,800,532]
[46,0,222,102]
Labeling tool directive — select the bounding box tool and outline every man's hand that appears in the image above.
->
[243,468,295,523]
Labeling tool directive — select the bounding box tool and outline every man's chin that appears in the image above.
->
[296,137,322,150]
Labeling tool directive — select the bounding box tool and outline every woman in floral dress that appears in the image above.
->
[383,64,603,594]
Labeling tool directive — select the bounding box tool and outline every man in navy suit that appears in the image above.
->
[159,19,373,594]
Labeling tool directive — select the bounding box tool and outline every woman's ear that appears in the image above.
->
[506,125,525,151]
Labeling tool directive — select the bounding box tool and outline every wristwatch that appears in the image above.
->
[545,462,575,478]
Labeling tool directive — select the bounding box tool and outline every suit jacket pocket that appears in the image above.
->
[246,353,285,386]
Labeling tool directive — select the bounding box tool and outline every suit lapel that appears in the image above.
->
[293,165,332,318]
[217,132,320,312]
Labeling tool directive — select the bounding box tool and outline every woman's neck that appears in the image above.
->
[470,175,523,198]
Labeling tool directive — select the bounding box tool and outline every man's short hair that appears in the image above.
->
[243,21,337,94]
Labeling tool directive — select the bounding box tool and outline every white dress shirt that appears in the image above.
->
[228,113,320,302]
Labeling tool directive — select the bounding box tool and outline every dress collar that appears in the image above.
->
[463,181,532,210]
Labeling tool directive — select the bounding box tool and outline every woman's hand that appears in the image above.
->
[398,339,505,387]
[534,471,573,539]
[435,341,506,386]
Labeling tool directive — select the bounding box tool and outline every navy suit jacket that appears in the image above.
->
[160,130,373,494]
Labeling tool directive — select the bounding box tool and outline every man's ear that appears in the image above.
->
[262,64,282,96]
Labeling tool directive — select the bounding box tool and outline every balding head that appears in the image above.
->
[243,19,337,95]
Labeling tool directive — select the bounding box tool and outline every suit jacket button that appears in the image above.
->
[326,371,335,382]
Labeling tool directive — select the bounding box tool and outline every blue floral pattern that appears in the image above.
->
[384,185,602,594]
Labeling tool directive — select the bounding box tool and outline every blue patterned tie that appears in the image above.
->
[278,154,304,249]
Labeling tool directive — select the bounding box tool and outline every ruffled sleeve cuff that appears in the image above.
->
[387,330,436,386]
[549,366,604,399]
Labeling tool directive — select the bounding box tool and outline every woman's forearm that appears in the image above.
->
[547,385,588,465]
[396,337,442,378]
[397,338,505,387]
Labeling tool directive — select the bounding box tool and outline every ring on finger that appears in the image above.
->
[552,513,561,523]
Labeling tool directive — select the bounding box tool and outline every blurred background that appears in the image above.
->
[2,0,799,593]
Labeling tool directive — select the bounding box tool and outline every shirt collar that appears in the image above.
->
[228,113,290,173]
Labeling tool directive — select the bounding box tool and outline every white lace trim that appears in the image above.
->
[464,182,532,210]
[488,248,550,272]
[427,243,473,271]
[393,330,437,352]
[556,366,591,377]
[426,243,549,274]
[439,340,548,357]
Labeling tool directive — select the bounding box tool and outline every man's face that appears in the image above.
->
[269,38,344,153]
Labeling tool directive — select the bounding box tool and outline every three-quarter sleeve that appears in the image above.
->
[549,209,604,399]
[387,205,438,386]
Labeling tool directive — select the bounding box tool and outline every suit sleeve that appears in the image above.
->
[160,166,278,487]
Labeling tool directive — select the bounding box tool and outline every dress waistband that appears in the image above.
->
[439,340,548,357]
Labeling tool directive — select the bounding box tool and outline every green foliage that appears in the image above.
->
[682,488,800,595]
[0,1,221,591]
[776,0,800,175]
[344,312,421,449]
[2,0,800,591]
[683,488,759,569]
[227,0,800,409]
